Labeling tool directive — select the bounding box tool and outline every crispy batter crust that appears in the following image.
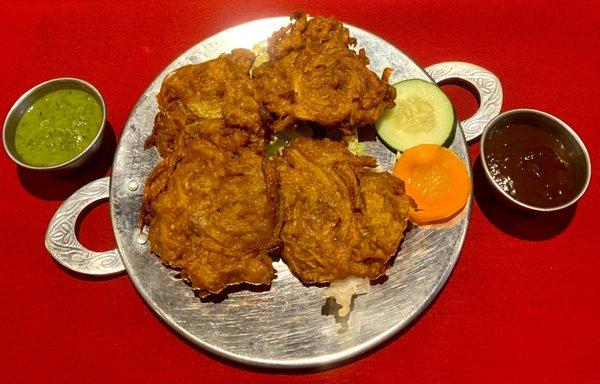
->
[145,49,269,157]
[275,138,414,283]
[143,138,278,296]
[253,12,396,133]
[141,13,413,296]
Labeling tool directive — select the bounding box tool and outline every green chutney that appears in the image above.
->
[14,89,102,166]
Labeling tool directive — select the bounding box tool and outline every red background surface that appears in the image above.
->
[1,1,598,383]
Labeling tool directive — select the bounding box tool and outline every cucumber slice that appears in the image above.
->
[375,79,456,152]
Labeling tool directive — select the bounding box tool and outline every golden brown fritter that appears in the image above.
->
[140,13,415,297]
[253,12,396,133]
[274,138,414,283]
[145,48,269,157]
[142,138,278,296]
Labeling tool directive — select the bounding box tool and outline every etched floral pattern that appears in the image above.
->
[45,177,124,275]
[425,61,503,141]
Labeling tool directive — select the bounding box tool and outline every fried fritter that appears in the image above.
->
[142,138,278,296]
[274,138,414,283]
[145,49,268,157]
[253,12,396,133]
[141,13,414,297]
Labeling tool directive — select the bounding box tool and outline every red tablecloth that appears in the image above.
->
[1,1,598,382]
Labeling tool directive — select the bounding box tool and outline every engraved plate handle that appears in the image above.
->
[45,177,125,275]
[425,61,503,141]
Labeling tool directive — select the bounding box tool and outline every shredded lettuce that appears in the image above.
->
[265,137,286,158]
[251,41,269,70]
[346,136,365,156]
[264,126,314,158]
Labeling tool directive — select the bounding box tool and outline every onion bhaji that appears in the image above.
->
[274,138,414,283]
[145,48,269,157]
[141,12,414,297]
[142,138,279,296]
[253,12,396,133]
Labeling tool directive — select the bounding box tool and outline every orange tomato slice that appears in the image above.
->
[393,144,471,225]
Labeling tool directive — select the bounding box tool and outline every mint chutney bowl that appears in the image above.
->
[3,78,106,171]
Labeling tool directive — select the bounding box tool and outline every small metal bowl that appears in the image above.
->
[2,77,106,171]
[480,109,591,212]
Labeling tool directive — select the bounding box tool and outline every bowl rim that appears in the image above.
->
[2,77,106,170]
[480,108,591,212]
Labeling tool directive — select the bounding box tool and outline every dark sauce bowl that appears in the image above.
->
[480,109,591,213]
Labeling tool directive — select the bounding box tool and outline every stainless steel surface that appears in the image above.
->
[47,17,503,368]
[2,77,106,171]
[111,17,486,368]
[425,61,503,141]
[480,109,591,212]
[45,177,124,275]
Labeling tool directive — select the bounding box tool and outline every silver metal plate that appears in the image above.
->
[109,17,472,368]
